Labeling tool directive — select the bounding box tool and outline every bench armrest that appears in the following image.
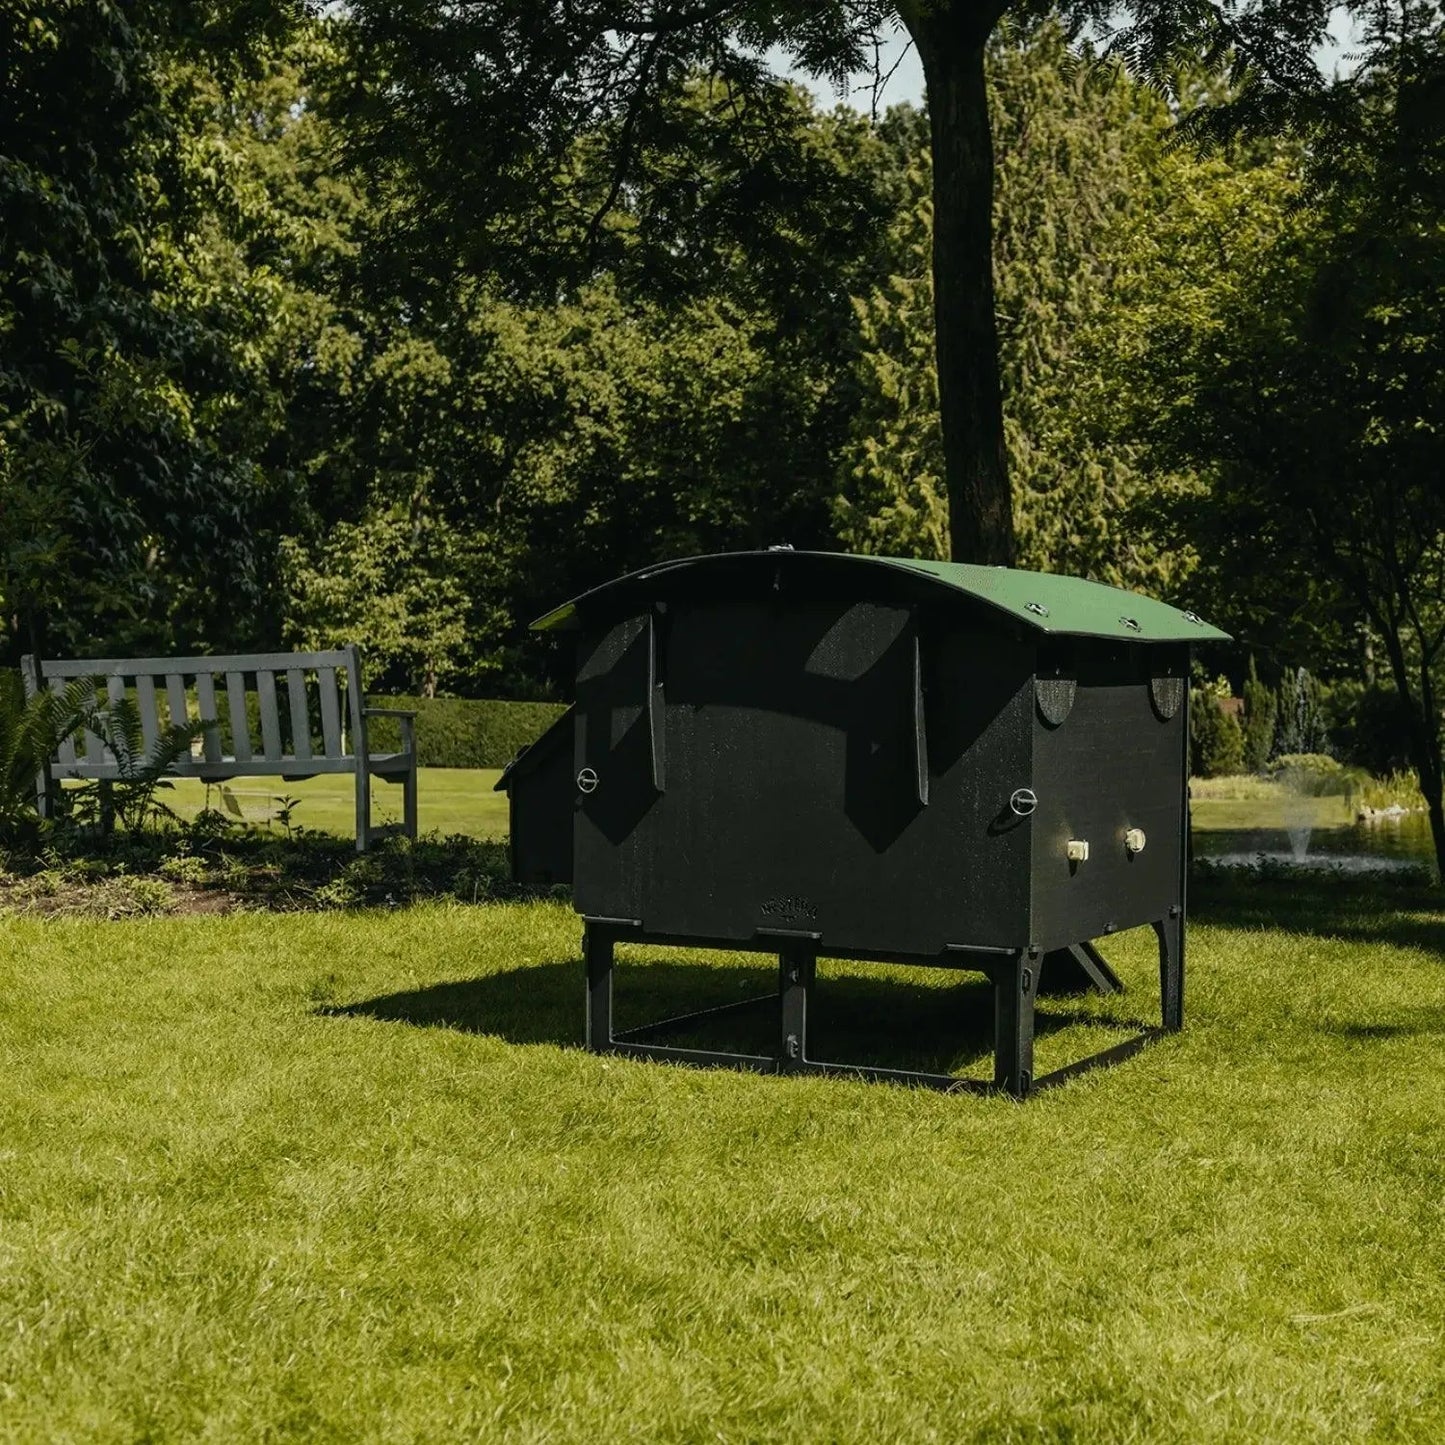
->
[360,706,417,763]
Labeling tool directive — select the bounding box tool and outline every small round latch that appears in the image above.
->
[576,767,599,794]
[1125,827,1147,855]
[1119,615,1142,632]
[1009,787,1038,818]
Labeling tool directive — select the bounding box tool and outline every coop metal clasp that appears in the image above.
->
[1009,787,1038,818]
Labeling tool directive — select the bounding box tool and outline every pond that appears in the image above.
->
[1191,796,1438,877]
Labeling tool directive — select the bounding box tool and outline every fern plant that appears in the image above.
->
[70,696,211,836]
[0,671,92,840]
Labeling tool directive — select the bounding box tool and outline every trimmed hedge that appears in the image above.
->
[365,696,567,770]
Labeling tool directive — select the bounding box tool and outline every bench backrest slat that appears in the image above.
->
[345,643,367,770]
[137,675,160,754]
[194,673,223,763]
[317,666,343,757]
[80,676,108,765]
[256,670,282,757]
[287,670,313,761]
[50,679,78,767]
[104,676,126,766]
[226,671,253,763]
[165,673,189,734]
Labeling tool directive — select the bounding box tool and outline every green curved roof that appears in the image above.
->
[877,556,1230,641]
[532,550,1230,644]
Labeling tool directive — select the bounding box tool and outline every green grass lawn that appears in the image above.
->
[3,880,1445,1439]
[1190,794,1351,831]
[161,766,509,840]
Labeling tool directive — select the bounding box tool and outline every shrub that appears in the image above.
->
[1268,753,1364,797]
[363,697,566,769]
[1241,658,1276,773]
[1190,692,1246,778]
[158,853,210,885]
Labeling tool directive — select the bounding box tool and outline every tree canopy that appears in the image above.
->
[329,0,1379,565]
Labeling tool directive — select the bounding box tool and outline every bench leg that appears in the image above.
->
[403,764,418,840]
[355,768,371,852]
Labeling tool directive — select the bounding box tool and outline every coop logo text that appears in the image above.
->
[760,896,819,922]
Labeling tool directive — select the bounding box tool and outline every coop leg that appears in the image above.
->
[993,949,1037,1099]
[1154,910,1184,1032]
[778,943,814,1074]
[585,924,615,1053]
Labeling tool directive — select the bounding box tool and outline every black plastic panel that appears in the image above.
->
[501,707,575,886]
[1028,644,1188,950]
[572,600,1034,954]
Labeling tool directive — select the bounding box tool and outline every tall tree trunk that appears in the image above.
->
[1376,619,1445,882]
[911,16,1014,566]
[1415,664,1445,884]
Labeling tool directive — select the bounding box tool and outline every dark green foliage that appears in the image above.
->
[1190,694,1246,779]
[332,0,1361,567]
[0,671,91,839]
[0,1,304,660]
[1241,659,1277,774]
[1324,682,1418,777]
[363,698,568,770]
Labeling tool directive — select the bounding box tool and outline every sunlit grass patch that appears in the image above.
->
[2,880,1444,1440]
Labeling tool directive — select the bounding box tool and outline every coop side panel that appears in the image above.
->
[572,618,654,921]
[1029,643,1189,951]
[508,711,575,887]
[617,599,1033,956]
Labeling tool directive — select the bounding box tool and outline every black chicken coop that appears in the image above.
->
[497,549,1229,1097]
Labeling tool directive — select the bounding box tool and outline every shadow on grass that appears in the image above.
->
[324,958,1144,1079]
[1318,1011,1445,1040]
[1192,875,1445,957]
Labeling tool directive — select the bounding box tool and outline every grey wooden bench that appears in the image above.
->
[21,646,416,851]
